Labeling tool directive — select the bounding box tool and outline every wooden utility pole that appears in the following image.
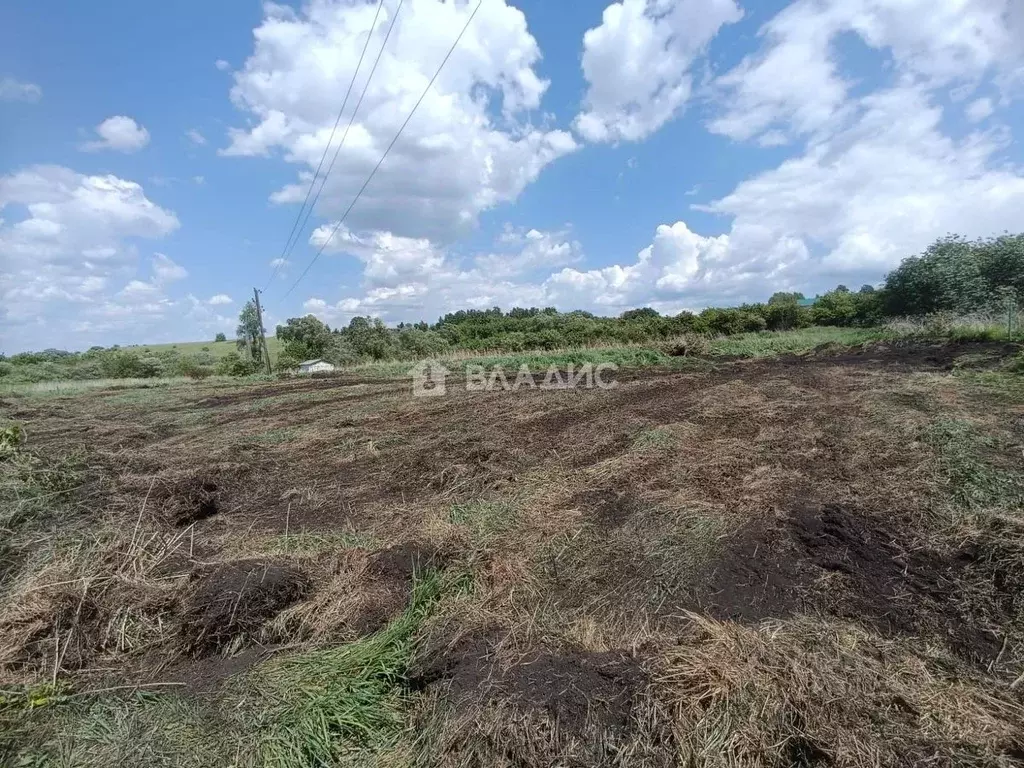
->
[253,287,273,375]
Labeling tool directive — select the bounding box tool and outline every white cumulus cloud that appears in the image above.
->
[81,116,151,153]
[966,97,995,122]
[152,253,188,283]
[0,166,181,351]
[708,0,1024,144]
[222,0,577,243]
[574,0,742,143]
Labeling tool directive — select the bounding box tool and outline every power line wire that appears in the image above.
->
[278,0,405,278]
[280,0,483,301]
[264,0,386,289]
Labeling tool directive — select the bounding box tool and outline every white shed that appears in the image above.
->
[297,359,336,374]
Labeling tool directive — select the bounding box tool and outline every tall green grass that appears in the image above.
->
[240,570,460,767]
[5,571,464,768]
[706,326,893,358]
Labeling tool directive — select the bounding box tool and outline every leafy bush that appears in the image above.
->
[216,352,261,377]
[177,356,214,380]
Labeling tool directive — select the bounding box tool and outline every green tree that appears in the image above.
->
[884,235,988,315]
[976,233,1024,301]
[215,332,227,342]
[620,307,660,321]
[276,315,333,358]
[217,351,260,377]
[346,317,398,360]
[236,301,264,363]
[764,295,807,331]
[768,291,805,305]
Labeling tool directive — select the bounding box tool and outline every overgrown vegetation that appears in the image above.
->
[6,232,1024,383]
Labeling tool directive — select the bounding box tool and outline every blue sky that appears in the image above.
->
[2,0,1023,353]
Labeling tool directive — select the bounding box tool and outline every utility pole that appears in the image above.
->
[253,287,273,375]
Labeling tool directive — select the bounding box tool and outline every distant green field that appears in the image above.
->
[127,337,284,363]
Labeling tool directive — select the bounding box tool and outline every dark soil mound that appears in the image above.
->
[365,541,440,583]
[182,560,308,655]
[351,543,445,634]
[408,626,506,695]
[412,629,647,736]
[499,650,648,734]
[152,475,221,527]
[696,504,1009,663]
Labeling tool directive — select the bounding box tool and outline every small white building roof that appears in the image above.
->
[298,359,326,366]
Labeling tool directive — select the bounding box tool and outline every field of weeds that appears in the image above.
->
[2,337,1024,767]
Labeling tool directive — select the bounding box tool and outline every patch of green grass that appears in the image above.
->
[4,689,229,768]
[239,570,462,767]
[451,346,679,372]
[631,426,676,452]
[252,530,381,558]
[127,337,284,363]
[449,500,519,540]
[6,572,466,768]
[924,419,1024,511]
[1,434,83,535]
[0,376,195,399]
[707,327,892,358]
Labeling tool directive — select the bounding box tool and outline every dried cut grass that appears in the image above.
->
[662,614,1024,767]
[0,522,190,683]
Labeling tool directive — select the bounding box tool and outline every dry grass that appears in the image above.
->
[662,614,1023,767]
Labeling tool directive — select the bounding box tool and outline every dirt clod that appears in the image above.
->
[150,475,221,527]
[413,630,648,737]
[182,560,307,655]
[697,503,1011,663]
[350,543,445,634]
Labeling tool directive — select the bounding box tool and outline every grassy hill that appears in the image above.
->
[128,337,284,363]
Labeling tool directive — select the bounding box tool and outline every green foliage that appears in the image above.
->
[176,355,214,380]
[242,571,457,767]
[276,315,333,358]
[216,351,261,377]
[0,423,24,460]
[100,351,163,379]
[884,233,1024,316]
[699,307,766,335]
[236,300,263,363]
[214,333,227,343]
[810,287,882,326]
[8,230,1024,384]
[768,291,805,304]
[763,295,808,331]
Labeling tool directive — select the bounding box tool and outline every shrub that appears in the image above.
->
[99,351,160,378]
[177,356,214,380]
[216,352,260,377]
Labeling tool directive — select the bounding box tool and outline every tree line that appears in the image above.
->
[3,232,1021,382]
